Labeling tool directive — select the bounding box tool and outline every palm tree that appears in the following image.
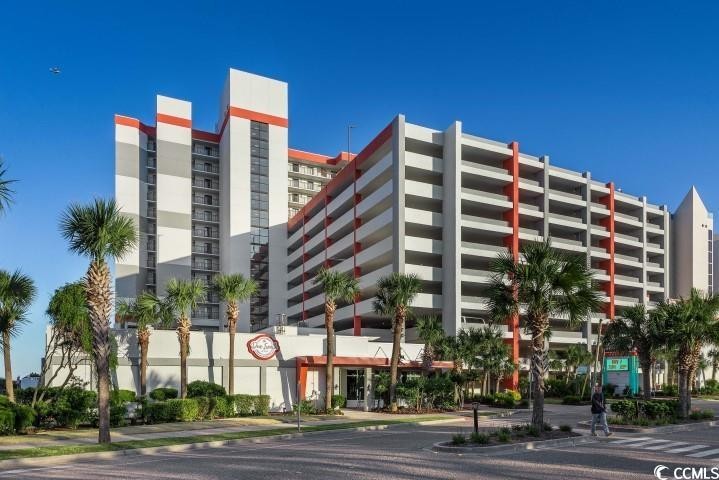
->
[313,267,359,411]
[658,289,719,417]
[603,304,662,400]
[708,348,719,381]
[116,292,172,397]
[165,278,206,398]
[0,270,36,402]
[60,198,137,444]
[487,239,601,429]
[213,274,258,395]
[0,159,15,216]
[373,272,422,412]
[415,315,445,375]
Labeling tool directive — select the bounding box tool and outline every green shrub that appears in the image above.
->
[255,395,270,415]
[187,381,226,398]
[149,387,178,401]
[233,394,255,416]
[145,401,180,423]
[611,400,637,418]
[331,395,347,409]
[545,379,572,398]
[111,389,137,405]
[0,407,14,435]
[526,425,540,437]
[195,396,214,420]
[562,395,582,405]
[497,431,511,442]
[12,404,36,433]
[511,423,525,431]
[293,399,317,415]
[505,389,522,402]
[214,396,234,418]
[700,380,719,395]
[559,424,572,432]
[470,432,489,444]
[602,383,617,397]
[46,387,97,429]
[110,405,127,427]
[451,433,466,445]
[173,398,200,421]
[662,384,678,397]
[499,426,511,435]
[543,422,553,432]
[490,392,516,408]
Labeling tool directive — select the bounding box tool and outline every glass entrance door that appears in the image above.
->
[346,369,365,407]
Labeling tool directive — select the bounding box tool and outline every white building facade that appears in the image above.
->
[111,67,714,395]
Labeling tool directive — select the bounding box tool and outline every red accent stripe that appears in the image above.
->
[502,141,520,391]
[229,106,288,128]
[600,182,616,320]
[192,129,220,143]
[115,115,156,137]
[156,113,191,129]
[296,355,454,369]
[287,121,393,231]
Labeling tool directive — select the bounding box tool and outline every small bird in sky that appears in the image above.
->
[49,67,61,75]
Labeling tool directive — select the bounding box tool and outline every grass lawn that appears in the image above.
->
[0,417,450,462]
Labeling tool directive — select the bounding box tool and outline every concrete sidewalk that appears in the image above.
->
[0,410,458,452]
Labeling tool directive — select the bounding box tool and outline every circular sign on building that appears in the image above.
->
[247,334,280,360]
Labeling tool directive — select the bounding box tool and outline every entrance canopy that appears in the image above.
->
[295,356,454,399]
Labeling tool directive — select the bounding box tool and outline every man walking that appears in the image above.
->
[591,383,612,437]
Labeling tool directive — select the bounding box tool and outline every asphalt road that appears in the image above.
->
[5,417,719,480]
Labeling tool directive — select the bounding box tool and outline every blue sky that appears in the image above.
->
[1,1,718,376]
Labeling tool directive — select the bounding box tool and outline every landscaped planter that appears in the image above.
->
[433,431,588,455]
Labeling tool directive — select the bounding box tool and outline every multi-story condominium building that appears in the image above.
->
[672,187,714,297]
[287,149,348,219]
[115,67,711,390]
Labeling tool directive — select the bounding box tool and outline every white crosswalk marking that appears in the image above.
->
[645,442,689,451]
[624,439,674,448]
[687,448,719,458]
[665,445,709,454]
[610,437,652,444]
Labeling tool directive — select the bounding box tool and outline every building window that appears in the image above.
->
[250,121,270,331]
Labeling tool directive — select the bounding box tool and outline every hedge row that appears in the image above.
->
[145,394,270,423]
[0,396,36,435]
[610,399,679,419]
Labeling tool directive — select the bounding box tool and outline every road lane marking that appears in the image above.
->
[664,445,709,453]
[687,448,719,458]
[645,442,689,450]
[609,437,652,444]
[623,439,674,448]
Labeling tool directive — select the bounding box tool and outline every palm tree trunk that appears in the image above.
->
[530,316,548,429]
[640,356,652,401]
[138,327,150,397]
[3,330,13,403]
[712,360,717,382]
[227,302,238,395]
[324,299,336,412]
[85,260,112,444]
[389,309,405,413]
[177,314,191,399]
[422,343,433,376]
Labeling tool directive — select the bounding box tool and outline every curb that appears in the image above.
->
[432,435,596,455]
[0,418,459,471]
[575,419,717,434]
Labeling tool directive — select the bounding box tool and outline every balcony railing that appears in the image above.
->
[146,208,156,219]
[193,196,219,206]
[146,241,156,251]
[147,190,156,201]
[147,158,156,169]
[192,260,220,271]
[193,146,219,157]
[192,179,220,190]
[192,211,219,222]
[146,142,156,152]
[193,229,219,238]
[192,309,219,319]
[193,163,220,174]
[192,244,218,255]
[145,274,156,285]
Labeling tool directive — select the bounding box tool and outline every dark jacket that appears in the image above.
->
[591,392,606,414]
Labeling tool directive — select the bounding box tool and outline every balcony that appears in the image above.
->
[146,241,156,251]
[192,260,220,271]
[192,178,220,190]
[146,207,156,219]
[193,211,219,222]
[147,190,156,202]
[192,309,219,320]
[192,244,218,255]
[192,196,219,207]
[193,163,219,174]
[192,145,219,157]
[147,158,156,169]
[193,229,219,239]
[145,273,156,285]
[146,141,156,152]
